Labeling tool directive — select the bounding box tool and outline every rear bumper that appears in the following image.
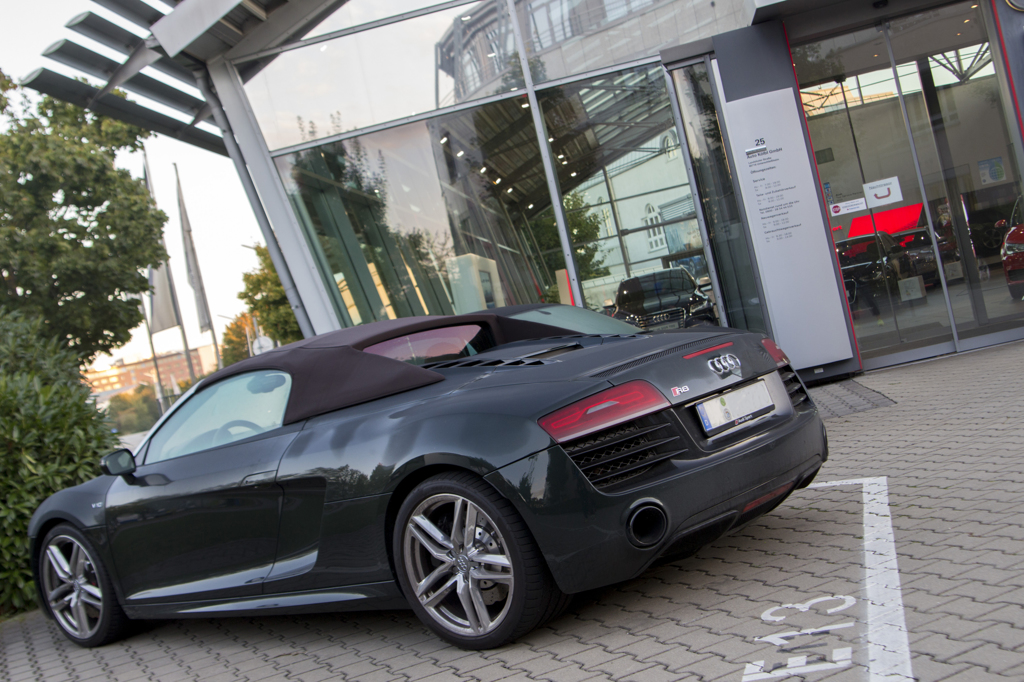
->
[485,405,826,594]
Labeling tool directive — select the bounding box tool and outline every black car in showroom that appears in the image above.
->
[611,268,716,330]
[30,304,826,650]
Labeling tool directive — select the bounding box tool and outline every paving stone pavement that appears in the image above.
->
[3,340,1024,682]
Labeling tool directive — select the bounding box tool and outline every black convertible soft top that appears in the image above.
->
[201,311,574,425]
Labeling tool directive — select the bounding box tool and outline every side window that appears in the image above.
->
[145,370,292,465]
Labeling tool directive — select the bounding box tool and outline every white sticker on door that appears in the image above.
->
[863,177,903,208]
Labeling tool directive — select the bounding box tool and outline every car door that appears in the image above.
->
[105,369,300,604]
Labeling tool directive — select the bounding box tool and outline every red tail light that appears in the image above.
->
[761,338,790,367]
[538,380,669,443]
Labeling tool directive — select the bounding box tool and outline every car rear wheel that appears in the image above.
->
[394,472,569,649]
[38,523,130,647]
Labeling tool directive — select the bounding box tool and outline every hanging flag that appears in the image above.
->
[177,164,213,334]
[148,256,180,333]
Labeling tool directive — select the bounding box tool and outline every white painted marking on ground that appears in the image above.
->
[808,477,914,682]
[742,647,853,681]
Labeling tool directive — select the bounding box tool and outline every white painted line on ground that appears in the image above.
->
[809,477,914,682]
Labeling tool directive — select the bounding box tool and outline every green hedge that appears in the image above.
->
[0,310,118,615]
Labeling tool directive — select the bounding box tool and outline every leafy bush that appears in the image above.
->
[0,309,119,615]
[106,384,161,434]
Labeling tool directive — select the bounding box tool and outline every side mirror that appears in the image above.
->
[100,449,136,477]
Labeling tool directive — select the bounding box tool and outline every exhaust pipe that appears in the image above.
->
[626,502,668,547]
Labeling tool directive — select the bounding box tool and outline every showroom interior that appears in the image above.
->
[27,0,1024,380]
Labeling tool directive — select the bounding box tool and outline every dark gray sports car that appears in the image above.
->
[30,304,826,649]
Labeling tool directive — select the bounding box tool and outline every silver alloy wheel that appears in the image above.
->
[402,493,514,637]
[40,535,104,640]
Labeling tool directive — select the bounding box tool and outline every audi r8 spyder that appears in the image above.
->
[30,304,826,650]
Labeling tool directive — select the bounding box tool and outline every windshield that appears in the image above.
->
[510,305,640,334]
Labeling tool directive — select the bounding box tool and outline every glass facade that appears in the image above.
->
[520,0,748,83]
[275,95,558,323]
[232,0,1024,368]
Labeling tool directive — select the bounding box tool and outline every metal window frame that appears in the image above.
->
[661,60,729,327]
[504,0,583,306]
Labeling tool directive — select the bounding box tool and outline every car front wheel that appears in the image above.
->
[394,472,568,649]
[38,523,130,647]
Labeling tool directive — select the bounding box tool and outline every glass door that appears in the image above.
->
[793,1,1024,361]
[886,2,1024,342]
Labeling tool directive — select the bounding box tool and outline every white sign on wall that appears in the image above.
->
[864,176,903,208]
[712,62,853,370]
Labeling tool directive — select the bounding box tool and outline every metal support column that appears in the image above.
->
[662,64,729,327]
[205,56,342,335]
[504,0,584,306]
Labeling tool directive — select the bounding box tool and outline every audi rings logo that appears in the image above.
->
[708,354,741,375]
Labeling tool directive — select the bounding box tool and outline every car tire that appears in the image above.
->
[1010,283,1024,301]
[37,523,131,647]
[393,471,569,649]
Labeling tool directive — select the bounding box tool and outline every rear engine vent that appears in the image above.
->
[561,414,687,489]
[422,357,558,369]
[780,369,809,409]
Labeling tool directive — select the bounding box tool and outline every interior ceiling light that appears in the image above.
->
[548,137,554,142]
[511,87,518,91]
[462,15,471,21]
[494,178,502,184]
[480,167,487,173]
[964,18,970,22]
[506,187,513,193]
[521,103,530,108]
[456,150,464,157]
[557,154,564,158]
[487,52,496,57]
[570,172,577,177]
[528,204,534,209]
[561,161,568,165]
[439,136,448,144]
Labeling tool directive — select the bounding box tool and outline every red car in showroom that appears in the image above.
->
[1003,224,1024,299]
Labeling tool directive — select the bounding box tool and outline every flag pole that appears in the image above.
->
[141,291,168,415]
[144,151,196,384]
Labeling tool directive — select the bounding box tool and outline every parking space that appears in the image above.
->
[3,340,1024,682]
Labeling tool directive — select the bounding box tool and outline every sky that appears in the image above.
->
[0,0,265,371]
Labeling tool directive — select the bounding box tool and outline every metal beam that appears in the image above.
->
[194,69,316,339]
[90,43,163,105]
[22,68,227,156]
[66,12,197,86]
[150,0,244,57]
[206,56,342,334]
[43,39,206,117]
[224,0,343,64]
[92,0,164,28]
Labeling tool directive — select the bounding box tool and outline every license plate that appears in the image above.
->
[695,380,774,436]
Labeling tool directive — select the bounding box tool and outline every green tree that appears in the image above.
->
[529,191,610,302]
[106,384,161,434]
[0,309,119,614]
[238,245,302,345]
[0,70,167,363]
[221,312,254,367]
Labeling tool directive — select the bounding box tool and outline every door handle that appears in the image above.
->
[241,471,276,486]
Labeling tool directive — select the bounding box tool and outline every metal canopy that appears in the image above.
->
[23,0,310,156]
[23,68,227,156]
